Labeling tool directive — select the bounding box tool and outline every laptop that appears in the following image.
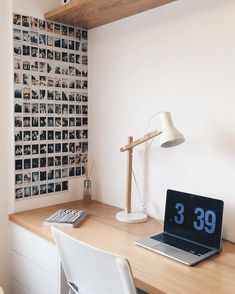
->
[135,189,224,266]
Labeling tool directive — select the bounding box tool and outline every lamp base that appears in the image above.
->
[116,211,147,223]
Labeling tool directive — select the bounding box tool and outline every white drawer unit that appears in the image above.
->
[10,223,68,294]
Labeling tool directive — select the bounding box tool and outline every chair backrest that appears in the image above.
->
[52,227,137,294]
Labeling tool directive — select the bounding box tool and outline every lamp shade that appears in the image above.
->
[159,112,185,148]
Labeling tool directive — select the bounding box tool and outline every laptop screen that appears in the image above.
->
[164,190,224,249]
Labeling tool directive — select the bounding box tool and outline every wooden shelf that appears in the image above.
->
[44,0,176,30]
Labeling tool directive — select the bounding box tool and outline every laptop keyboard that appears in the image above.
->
[151,233,212,256]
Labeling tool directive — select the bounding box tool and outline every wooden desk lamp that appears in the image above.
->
[116,112,185,223]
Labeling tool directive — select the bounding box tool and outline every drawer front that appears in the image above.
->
[11,278,32,294]
[10,223,58,277]
[12,250,58,294]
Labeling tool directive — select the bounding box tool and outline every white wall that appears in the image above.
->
[0,1,14,292]
[13,0,86,212]
[89,0,235,243]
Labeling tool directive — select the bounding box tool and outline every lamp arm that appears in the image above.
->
[120,130,162,152]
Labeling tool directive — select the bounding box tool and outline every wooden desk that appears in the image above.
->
[9,201,235,294]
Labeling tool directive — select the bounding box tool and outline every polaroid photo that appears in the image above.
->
[69,142,75,153]
[62,52,68,62]
[69,80,75,89]
[68,40,75,50]
[15,130,22,142]
[39,48,46,59]
[31,60,38,72]
[39,34,46,45]
[30,31,38,45]
[39,89,46,100]
[62,91,68,101]
[62,105,68,115]
[69,155,75,165]
[55,78,61,88]
[15,159,23,170]
[55,117,62,127]
[55,143,61,153]
[13,28,21,41]
[55,130,61,140]
[47,62,54,74]
[31,117,39,128]
[31,103,39,113]
[62,181,68,191]
[22,45,30,56]
[32,185,39,196]
[15,145,23,157]
[39,19,46,31]
[76,94,82,102]
[76,130,81,140]
[61,25,67,36]
[40,103,46,114]
[23,73,30,85]
[40,144,47,155]
[82,117,88,126]
[40,158,47,168]
[32,158,39,169]
[39,75,46,86]
[55,169,61,179]
[69,130,75,140]
[47,49,54,60]
[62,143,68,153]
[75,29,81,40]
[30,47,38,59]
[76,117,81,127]
[55,104,61,119]
[54,23,61,34]
[23,116,31,127]
[47,90,54,100]
[62,168,68,178]
[22,30,30,42]
[54,37,61,48]
[14,103,22,113]
[15,174,23,185]
[82,43,88,53]
[82,142,88,153]
[40,184,47,195]
[15,116,22,128]
[76,80,81,89]
[40,117,47,127]
[82,95,88,102]
[14,72,21,84]
[55,156,61,166]
[22,16,30,27]
[61,65,68,75]
[62,156,68,166]
[69,167,75,177]
[48,130,54,140]
[82,69,88,77]
[48,157,54,167]
[76,105,81,114]
[24,172,31,183]
[48,170,54,180]
[39,61,47,73]
[48,117,54,127]
[13,13,21,26]
[14,58,21,70]
[62,130,69,140]
[75,41,80,51]
[69,104,75,115]
[82,80,88,90]
[69,66,75,76]
[69,92,75,101]
[24,187,32,198]
[68,27,75,38]
[55,182,61,192]
[82,105,88,115]
[48,183,54,193]
[76,142,82,153]
[30,17,38,29]
[32,144,39,155]
[47,104,54,114]
[40,130,46,141]
[75,54,80,64]
[48,144,54,154]
[54,50,61,61]
[82,129,88,139]
[82,55,88,65]
[24,158,31,169]
[23,131,31,141]
[40,170,47,181]
[76,68,82,76]
[75,166,81,177]
[62,78,68,88]
[32,171,39,182]
[47,35,54,47]
[75,154,81,165]
[14,87,22,99]
[23,60,30,71]
[82,30,88,41]
[55,91,62,101]
[55,66,61,75]
[15,188,23,199]
[62,38,68,49]
[31,130,39,141]
[47,21,54,33]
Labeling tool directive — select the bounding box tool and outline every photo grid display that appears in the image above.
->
[13,13,88,200]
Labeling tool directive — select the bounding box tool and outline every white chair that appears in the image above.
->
[52,227,138,294]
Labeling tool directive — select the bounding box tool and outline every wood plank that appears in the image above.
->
[9,200,235,294]
[45,0,176,29]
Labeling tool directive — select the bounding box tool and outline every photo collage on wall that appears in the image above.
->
[13,13,88,200]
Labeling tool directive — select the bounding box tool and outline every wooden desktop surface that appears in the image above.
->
[9,200,235,294]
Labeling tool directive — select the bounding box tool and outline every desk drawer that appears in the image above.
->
[10,223,58,277]
[12,250,58,294]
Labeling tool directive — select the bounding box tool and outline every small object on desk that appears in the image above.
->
[43,209,87,228]
[83,179,92,204]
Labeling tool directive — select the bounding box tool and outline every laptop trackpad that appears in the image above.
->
[153,244,180,255]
